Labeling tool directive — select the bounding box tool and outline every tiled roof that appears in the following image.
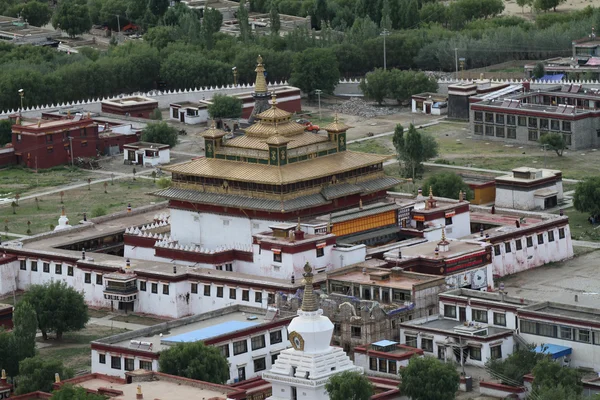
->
[163,151,391,185]
[321,183,363,200]
[331,203,402,224]
[226,132,329,150]
[356,176,402,193]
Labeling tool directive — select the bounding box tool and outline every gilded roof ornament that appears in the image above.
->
[300,262,318,312]
[254,54,268,94]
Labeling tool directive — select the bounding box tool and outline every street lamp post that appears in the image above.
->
[315,89,322,122]
[232,66,238,87]
[380,29,390,70]
[18,89,24,120]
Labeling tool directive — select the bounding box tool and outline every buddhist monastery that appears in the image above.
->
[156,57,400,249]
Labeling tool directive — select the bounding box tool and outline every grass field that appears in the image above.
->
[38,325,129,372]
[348,138,394,154]
[0,166,93,199]
[0,179,159,236]
[562,209,600,241]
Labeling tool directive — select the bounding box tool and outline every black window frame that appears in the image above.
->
[217,286,224,298]
[124,358,135,371]
[191,283,198,294]
[490,345,502,360]
[255,292,262,303]
[67,265,73,276]
[85,272,91,283]
[151,283,158,294]
[494,245,501,256]
[470,347,482,361]
[516,239,523,251]
[31,261,38,271]
[270,330,283,344]
[316,247,324,258]
[140,281,147,291]
[537,233,544,245]
[229,288,236,299]
[99,354,106,364]
[548,230,555,242]
[562,121,571,132]
[518,116,527,126]
[162,284,169,295]
[493,312,506,326]
[485,112,494,123]
[220,344,230,358]
[559,228,565,239]
[273,252,282,262]
[96,274,103,285]
[472,309,488,323]
[507,127,517,139]
[55,264,62,275]
[528,117,538,128]
[506,115,516,126]
[526,236,533,247]
[495,114,504,125]
[43,263,50,273]
[444,305,457,318]
[251,334,266,350]
[204,285,211,296]
[111,355,121,370]
[242,290,249,301]
[253,357,266,372]
[495,126,505,138]
[505,242,511,253]
[139,360,152,370]
[474,124,483,135]
[351,326,362,338]
[20,260,26,270]
[474,111,483,122]
[421,338,433,353]
[551,119,560,131]
[233,340,248,355]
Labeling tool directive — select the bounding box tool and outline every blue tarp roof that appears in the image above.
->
[539,74,564,82]
[162,320,258,343]
[534,344,572,359]
[372,340,398,347]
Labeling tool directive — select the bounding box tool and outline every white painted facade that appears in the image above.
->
[169,105,208,125]
[490,224,573,277]
[123,145,170,167]
[439,301,519,331]
[495,168,564,211]
[169,210,280,248]
[91,326,291,383]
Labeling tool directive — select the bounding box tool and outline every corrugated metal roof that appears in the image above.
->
[153,188,329,212]
[356,176,402,193]
[163,151,391,185]
[321,183,363,200]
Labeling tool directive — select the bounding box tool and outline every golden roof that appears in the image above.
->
[164,151,391,185]
[256,94,292,120]
[322,113,352,133]
[254,55,268,94]
[201,120,227,138]
[226,132,329,150]
[245,119,306,138]
[265,134,291,145]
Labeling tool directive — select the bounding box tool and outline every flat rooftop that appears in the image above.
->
[102,96,158,106]
[476,100,591,115]
[496,167,561,183]
[328,268,442,290]
[522,302,600,324]
[403,316,512,337]
[77,375,235,400]
[441,288,533,307]
[396,239,485,260]
[109,310,264,352]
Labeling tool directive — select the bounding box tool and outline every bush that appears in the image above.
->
[150,108,163,120]
[91,205,107,217]
[156,177,172,189]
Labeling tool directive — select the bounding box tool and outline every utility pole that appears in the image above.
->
[381,29,390,70]
[454,48,459,80]
[18,89,24,120]
[69,136,74,167]
[315,89,322,121]
[116,15,121,42]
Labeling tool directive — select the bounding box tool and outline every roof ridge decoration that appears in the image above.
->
[301,262,318,312]
[255,55,268,94]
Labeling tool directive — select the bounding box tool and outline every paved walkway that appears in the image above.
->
[171,150,202,158]
[0,232,30,239]
[347,120,444,144]
[89,315,149,331]
[572,240,600,249]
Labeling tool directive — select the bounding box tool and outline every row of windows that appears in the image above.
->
[443,305,506,326]
[404,336,501,361]
[20,260,74,276]
[369,357,398,375]
[99,354,152,371]
[189,283,271,303]
[474,124,573,145]
[475,112,572,132]
[520,320,600,344]
[139,281,169,295]
[223,330,284,357]
[492,228,565,256]
[272,248,324,263]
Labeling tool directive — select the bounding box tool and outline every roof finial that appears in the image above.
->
[441,227,446,242]
[300,262,318,312]
[429,186,433,199]
[272,92,277,105]
[210,119,216,129]
[334,112,339,123]
[254,54,268,94]
[61,206,65,216]
[297,217,301,231]
[1,369,6,380]
[55,373,60,383]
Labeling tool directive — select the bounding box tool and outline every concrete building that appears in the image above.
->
[123,141,170,167]
[262,264,362,400]
[169,100,209,124]
[495,167,564,211]
[447,79,520,121]
[91,304,291,383]
[354,340,422,379]
[100,96,159,119]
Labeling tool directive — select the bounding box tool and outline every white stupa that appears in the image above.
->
[54,207,70,231]
[262,263,362,400]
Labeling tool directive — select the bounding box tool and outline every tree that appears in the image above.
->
[486,346,546,386]
[237,0,251,42]
[269,4,280,36]
[52,0,92,38]
[0,119,11,146]
[532,357,582,396]
[17,1,52,28]
[380,0,392,30]
[12,301,38,368]
[22,281,89,340]
[290,48,340,96]
[16,357,74,394]
[207,94,243,119]
[314,0,328,29]
[325,371,373,400]
[540,132,565,156]
[392,123,404,155]
[517,0,533,13]
[389,70,438,105]
[403,0,419,29]
[393,124,438,179]
[400,357,459,400]
[534,0,564,12]
[574,177,600,216]
[149,0,169,17]
[141,122,179,148]
[423,172,472,200]
[51,384,108,400]
[159,341,229,384]
[533,62,545,79]
[359,69,390,105]
[202,7,223,49]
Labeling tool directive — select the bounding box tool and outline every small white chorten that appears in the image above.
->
[54,207,70,231]
[262,263,362,400]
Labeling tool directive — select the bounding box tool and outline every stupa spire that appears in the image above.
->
[254,55,268,94]
[301,262,318,312]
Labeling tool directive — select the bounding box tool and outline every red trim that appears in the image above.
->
[471,103,589,120]
[8,391,52,399]
[412,203,469,222]
[488,218,569,244]
[204,317,292,345]
[354,344,423,361]
[257,237,335,254]
[496,175,561,189]
[91,343,160,359]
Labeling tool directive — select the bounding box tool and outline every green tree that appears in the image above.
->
[22,281,89,340]
[269,4,280,36]
[392,123,404,154]
[573,177,600,216]
[51,384,108,400]
[517,0,533,13]
[540,132,565,156]
[420,2,448,25]
[532,357,582,395]
[389,70,438,104]
[207,94,243,119]
[534,0,564,12]
[359,68,390,105]
[325,371,374,400]
[290,48,340,96]
[202,7,223,49]
[16,1,53,28]
[0,329,17,377]
[237,0,251,42]
[52,0,92,38]
[486,346,546,386]
[159,341,229,384]
[144,26,181,50]
[149,0,169,17]
[403,0,419,29]
[393,124,438,179]
[380,0,392,30]
[16,357,74,394]
[141,121,179,147]
[99,0,128,32]
[400,357,459,400]
[533,62,545,79]
[0,119,11,146]
[423,172,472,200]
[12,301,38,367]
[314,0,328,29]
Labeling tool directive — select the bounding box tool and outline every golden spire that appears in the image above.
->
[441,228,446,242]
[271,92,277,105]
[254,55,268,94]
[429,186,433,199]
[1,369,6,380]
[61,206,65,216]
[334,113,339,123]
[55,373,60,383]
[301,263,318,312]
[211,119,216,129]
[137,385,142,395]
